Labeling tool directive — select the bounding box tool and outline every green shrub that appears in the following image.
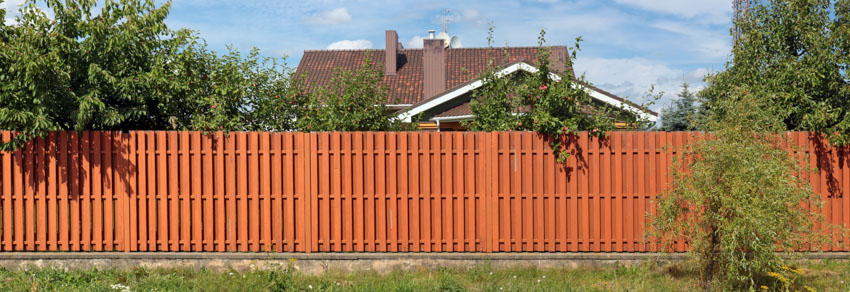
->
[649,89,827,290]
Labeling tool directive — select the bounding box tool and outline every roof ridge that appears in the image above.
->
[303,45,567,53]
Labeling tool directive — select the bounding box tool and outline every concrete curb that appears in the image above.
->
[2,252,849,260]
[0,252,846,274]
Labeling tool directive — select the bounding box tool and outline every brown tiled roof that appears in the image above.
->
[295,46,569,105]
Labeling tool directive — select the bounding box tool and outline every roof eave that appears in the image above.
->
[396,61,658,122]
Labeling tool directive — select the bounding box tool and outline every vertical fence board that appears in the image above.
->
[89,132,100,251]
[443,133,454,252]
[179,132,190,251]
[399,133,409,252]
[190,132,202,251]
[137,132,149,252]
[167,132,179,251]
[259,133,271,251]
[375,133,386,252]
[26,138,36,251]
[341,133,352,252]
[215,133,226,252]
[2,132,12,251]
[35,137,46,251]
[102,133,113,251]
[225,133,237,251]
[156,132,167,251]
[118,133,129,251]
[271,134,283,252]
[145,132,157,251]
[202,134,214,251]
[388,133,399,252]
[353,133,364,251]
[128,133,139,252]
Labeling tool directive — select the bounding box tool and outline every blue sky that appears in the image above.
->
[2,0,734,112]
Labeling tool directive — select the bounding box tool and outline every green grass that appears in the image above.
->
[0,260,847,291]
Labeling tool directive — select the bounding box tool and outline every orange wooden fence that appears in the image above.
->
[0,131,847,252]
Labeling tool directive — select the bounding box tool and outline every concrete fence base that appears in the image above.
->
[0,253,847,274]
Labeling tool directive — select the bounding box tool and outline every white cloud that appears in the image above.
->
[327,39,372,50]
[2,0,24,25]
[1,0,24,11]
[652,21,731,59]
[405,36,425,48]
[575,57,707,112]
[614,0,731,23]
[304,7,352,25]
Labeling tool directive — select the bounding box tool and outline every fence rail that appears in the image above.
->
[0,131,847,252]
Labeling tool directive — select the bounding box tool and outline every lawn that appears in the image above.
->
[0,260,847,291]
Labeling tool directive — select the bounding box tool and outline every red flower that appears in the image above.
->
[211,105,217,109]
[539,84,548,91]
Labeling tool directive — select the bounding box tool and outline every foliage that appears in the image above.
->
[466,28,648,161]
[0,1,7,40]
[0,0,304,149]
[296,52,408,132]
[659,82,702,131]
[0,0,194,149]
[186,46,303,132]
[700,0,850,146]
[648,89,826,290]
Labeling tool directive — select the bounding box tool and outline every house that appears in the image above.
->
[295,30,658,131]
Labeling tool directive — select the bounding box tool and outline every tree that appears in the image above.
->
[466,28,646,161]
[0,0,302,149]
[701,0,850,145]
[186,46,303,132]
[296,53,407,132]
[659,82,701,131]
[0,0,196,148]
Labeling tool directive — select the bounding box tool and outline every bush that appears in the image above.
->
[649,89,826,290]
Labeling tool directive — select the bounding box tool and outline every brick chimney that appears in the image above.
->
[385,30,398,76]
[423,38,446,98]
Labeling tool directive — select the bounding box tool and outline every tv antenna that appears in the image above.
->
[441,9,454,33]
